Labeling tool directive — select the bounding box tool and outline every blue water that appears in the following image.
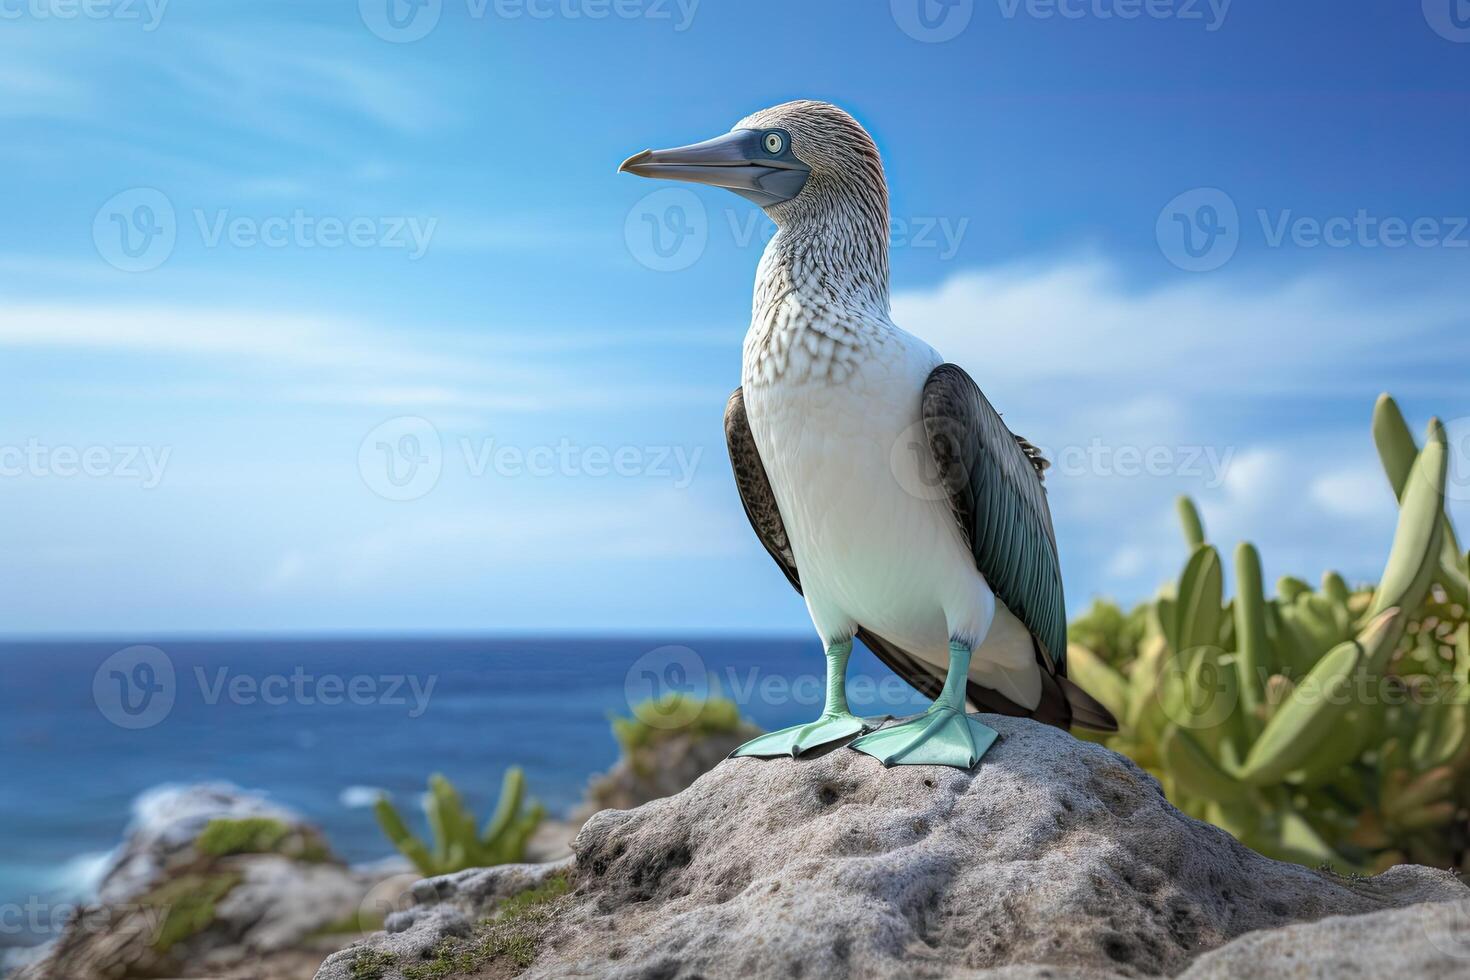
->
[0,635,921,930]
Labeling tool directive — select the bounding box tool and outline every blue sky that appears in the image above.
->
[0,0,1467,634]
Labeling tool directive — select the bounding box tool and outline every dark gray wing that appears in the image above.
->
[923,365,1116,731]
[922,364,1067,670]
[725,384,1114,731]
[725,388,800,593]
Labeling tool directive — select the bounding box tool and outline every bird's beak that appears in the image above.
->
[619,129,810,208]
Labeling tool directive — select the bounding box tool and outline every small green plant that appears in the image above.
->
[1070,395,1470,874]
[395,872,572,978]
[195,816,331,863]
[611,694,742,754]
[195,817,288,856]
[375,769,545,877]
[144,872,243,953]
[349,948,399,980]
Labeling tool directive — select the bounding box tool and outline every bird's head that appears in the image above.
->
[619,101,887,231]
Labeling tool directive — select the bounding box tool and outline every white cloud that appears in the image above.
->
[1310,465,1393,519]
[892,256,1470,395]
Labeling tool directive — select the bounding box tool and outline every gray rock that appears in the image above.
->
[314,715,1469,980]
[1179,899,1470,979]
[17,784,399,980]
[96,782,306,905]
[572,722,764,823]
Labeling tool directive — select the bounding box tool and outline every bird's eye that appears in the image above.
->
[763,132,785,155]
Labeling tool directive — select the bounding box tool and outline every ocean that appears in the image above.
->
[0,634,923,941]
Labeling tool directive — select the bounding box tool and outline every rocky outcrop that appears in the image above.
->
[18,785,410,980]
[572,720,763,822]
[315,716,1470,980]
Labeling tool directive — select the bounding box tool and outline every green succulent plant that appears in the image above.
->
[1070,395,1470,874]
[374,768,545,877]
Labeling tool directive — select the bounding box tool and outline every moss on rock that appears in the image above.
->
[393,872,572,979]
[144,871,243,953]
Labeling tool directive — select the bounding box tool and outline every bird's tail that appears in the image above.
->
[1060,675,1118,732]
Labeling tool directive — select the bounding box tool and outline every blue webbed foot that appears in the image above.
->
[849,705,998,769]
[731,711,880,758]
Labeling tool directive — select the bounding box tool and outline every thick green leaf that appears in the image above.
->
[1162,725,1248,803]
[1372,403,1462,605]
[1239,640,1362,785]
[1066,644,1129,723]
[1233,543,1268,730]
[1367,423,1447,630]
[1177,496,1207,550]
[1176,546,1223,654]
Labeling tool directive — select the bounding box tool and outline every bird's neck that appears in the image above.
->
[744,183,892,387]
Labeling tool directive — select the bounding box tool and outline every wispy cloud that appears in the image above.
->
[0,302,725,416]
[893,256,1470,396]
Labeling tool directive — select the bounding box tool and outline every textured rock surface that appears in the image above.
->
[315,716,1469,980]
[1178,900,1470,979]
[572,722,764,823]
[95,783,313,905]
[17,784,405,980]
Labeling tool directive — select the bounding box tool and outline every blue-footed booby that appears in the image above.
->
[621,101,1117,768]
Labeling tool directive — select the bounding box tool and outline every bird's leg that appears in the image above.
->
[849,640,999,769]
[730,639,878,758]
